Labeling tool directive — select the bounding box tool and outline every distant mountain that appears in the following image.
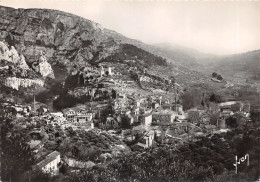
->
[205,49,260,85]
[134,39,260,87]
[104,30,204,70]
[153,42,216,60]
[0,6,214,88]
[0,4,233,109]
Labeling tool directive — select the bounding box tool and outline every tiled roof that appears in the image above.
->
[153,109,177,115]
[71,107,84,112]
[36,151,60,169]
[141,113,152,117]
[62,107,85,114]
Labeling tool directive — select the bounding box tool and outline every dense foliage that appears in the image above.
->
[59,130,124,162]
[1,118,35,182]
[101,44,168,68]
[180,88,204,110]
[61,129,260,182]
[209,93,226,103]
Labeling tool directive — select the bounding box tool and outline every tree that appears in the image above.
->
[1,119,35,182]
[180,89,203,110]
[111,89,117,99]
[212,72,218,78]
[209,93,225,103]
[226,117,238,128]
[217,75,223,80]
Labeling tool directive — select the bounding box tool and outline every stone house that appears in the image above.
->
[125,114,135,126]
[105,117,119,128]
[152,109,177,123]
[139,113,152,126]
[135,131,155,149]
[100,66,113,77]
[152,102,160,109]
[162,103,183,114]
[62,107,79,120]
[131,107,140,115]
[36,105,48,116]
[75,111,93,123]
[34,151,61,176]
[62,107,94,128]
[219,106,234,119]
[136,101,141,107]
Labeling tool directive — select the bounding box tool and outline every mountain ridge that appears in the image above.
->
[0,5,234,107]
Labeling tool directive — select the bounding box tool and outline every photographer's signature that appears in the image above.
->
[233,154,249,174]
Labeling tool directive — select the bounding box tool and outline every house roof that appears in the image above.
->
[141,113,152,117]
[96,104,108,108]
[152,109,177,116]
[62,107,85,114]
[36,151,60,169]
[163,103,182,107]
[218,101,238,107]
[62,108,74,114]
[197,105,206,110]
[251,105,260,110]
[71,107,85,112]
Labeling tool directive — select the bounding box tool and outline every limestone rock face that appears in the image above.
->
[4,77,44,90]
[32,52,55,78]
[0,41,29,70]
[38,59,54,78]
[0,41,47,90]
[0,6,119,75]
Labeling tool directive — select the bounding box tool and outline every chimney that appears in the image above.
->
[33,94,36,113]
[175,95,177,113]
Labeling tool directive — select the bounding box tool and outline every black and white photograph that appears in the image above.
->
[0,0,260,181]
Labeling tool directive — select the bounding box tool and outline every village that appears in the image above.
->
[1,60,257,177]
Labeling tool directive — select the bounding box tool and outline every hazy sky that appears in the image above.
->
[1,0,260,55]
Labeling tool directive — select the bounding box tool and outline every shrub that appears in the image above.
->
[217,75,223,80]
[212,72,218,78]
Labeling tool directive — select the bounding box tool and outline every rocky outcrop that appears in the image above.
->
[32,51,54,78]
[0,41,29,70]
[4,77,44,90]
[0,6,118,75]
[38,58,54,78]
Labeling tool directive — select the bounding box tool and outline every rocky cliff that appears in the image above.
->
[4,77,44,90]
[0,41,29,70]
[0,41,49,90]
[0,5,214,95]
[32,51,54,78]
[0,6,118,76]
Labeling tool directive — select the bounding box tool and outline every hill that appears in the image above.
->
[204,50,260,86]
[104,30,214,70]
[148,41,260,89]
[0,5,233,109]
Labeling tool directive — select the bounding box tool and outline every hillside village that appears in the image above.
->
[1,28,260,182]
[0,5,260,182]
[1,59,258,179]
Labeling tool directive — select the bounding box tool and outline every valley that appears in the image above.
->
[0,5,260,182]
